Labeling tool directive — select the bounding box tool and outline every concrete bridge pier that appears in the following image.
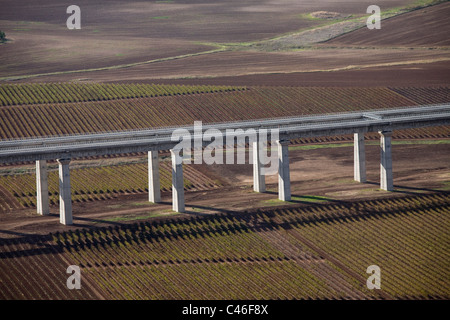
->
[57,158,72,225]
[148,150,161,203]
[253,140,266,193]
[277,140,291,201]
[379,130,394,191]
[36,160,49,215]
[171,149,185,213]
[354,132,367,183]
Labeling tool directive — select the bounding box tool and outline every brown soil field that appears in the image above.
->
[325,2,450,47]
[0,0,412,78]
[0,31,214,77]
[11,48,447,83]
[146,61,450,87]
[0,158,223,214]
[1,142,448,238]
[1,1,446,84]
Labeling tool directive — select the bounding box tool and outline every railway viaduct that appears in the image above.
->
[0,104,449,225]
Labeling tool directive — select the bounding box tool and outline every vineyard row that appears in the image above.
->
[0,192,448,299]
[0,86,449,140]
[0,83,245,106]
[0,161,221,212]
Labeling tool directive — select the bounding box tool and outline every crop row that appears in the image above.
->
[82,260,334,300]
[52,192,449,299]
[269,194,450,298]
[0,83,245,106]
[1,192,448,299]
[0,236,98,299]
[52,192,449,254]
[1,87,449,140]
[389,87,450,106]
[53,215,287,265]
[52,216,345,299]
[299,208,449,297]
[0,161,221,211]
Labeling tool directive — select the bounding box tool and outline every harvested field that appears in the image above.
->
[1,1,446,83]
[10,48,448,83]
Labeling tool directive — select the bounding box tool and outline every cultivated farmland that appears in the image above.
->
[0,160,221,213]
[1,0,449,304]
[0,193,448,299]
[0,84,448,140]
[0,83,448,220]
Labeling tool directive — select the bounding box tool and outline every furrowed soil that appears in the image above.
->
[0,0,449,301]
[145,61,449,87]
[1,0,409,78]
[1,1,448,84]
